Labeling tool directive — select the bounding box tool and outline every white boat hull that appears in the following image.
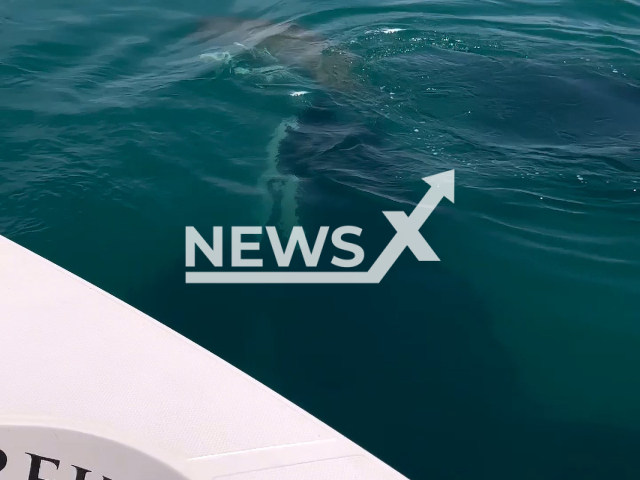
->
[0,235,407,480]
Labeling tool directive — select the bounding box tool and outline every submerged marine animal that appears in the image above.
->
[190,17,363,233]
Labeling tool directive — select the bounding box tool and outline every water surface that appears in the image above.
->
[1,0,640,477]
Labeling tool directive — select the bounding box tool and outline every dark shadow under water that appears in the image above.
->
[127,97,640,479]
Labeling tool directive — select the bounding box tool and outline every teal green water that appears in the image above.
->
[2,0,640,477]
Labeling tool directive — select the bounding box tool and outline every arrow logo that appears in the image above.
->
[186,170,455,284]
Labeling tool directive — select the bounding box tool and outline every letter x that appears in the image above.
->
[383,205,438,262]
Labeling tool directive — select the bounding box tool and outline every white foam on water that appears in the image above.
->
[290,91,309,97]
[199,51,233,62]
[365,27,406,34]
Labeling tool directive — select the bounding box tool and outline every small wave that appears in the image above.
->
[364,27,406,35]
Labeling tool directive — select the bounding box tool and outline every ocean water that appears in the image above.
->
[1,0,640,477]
